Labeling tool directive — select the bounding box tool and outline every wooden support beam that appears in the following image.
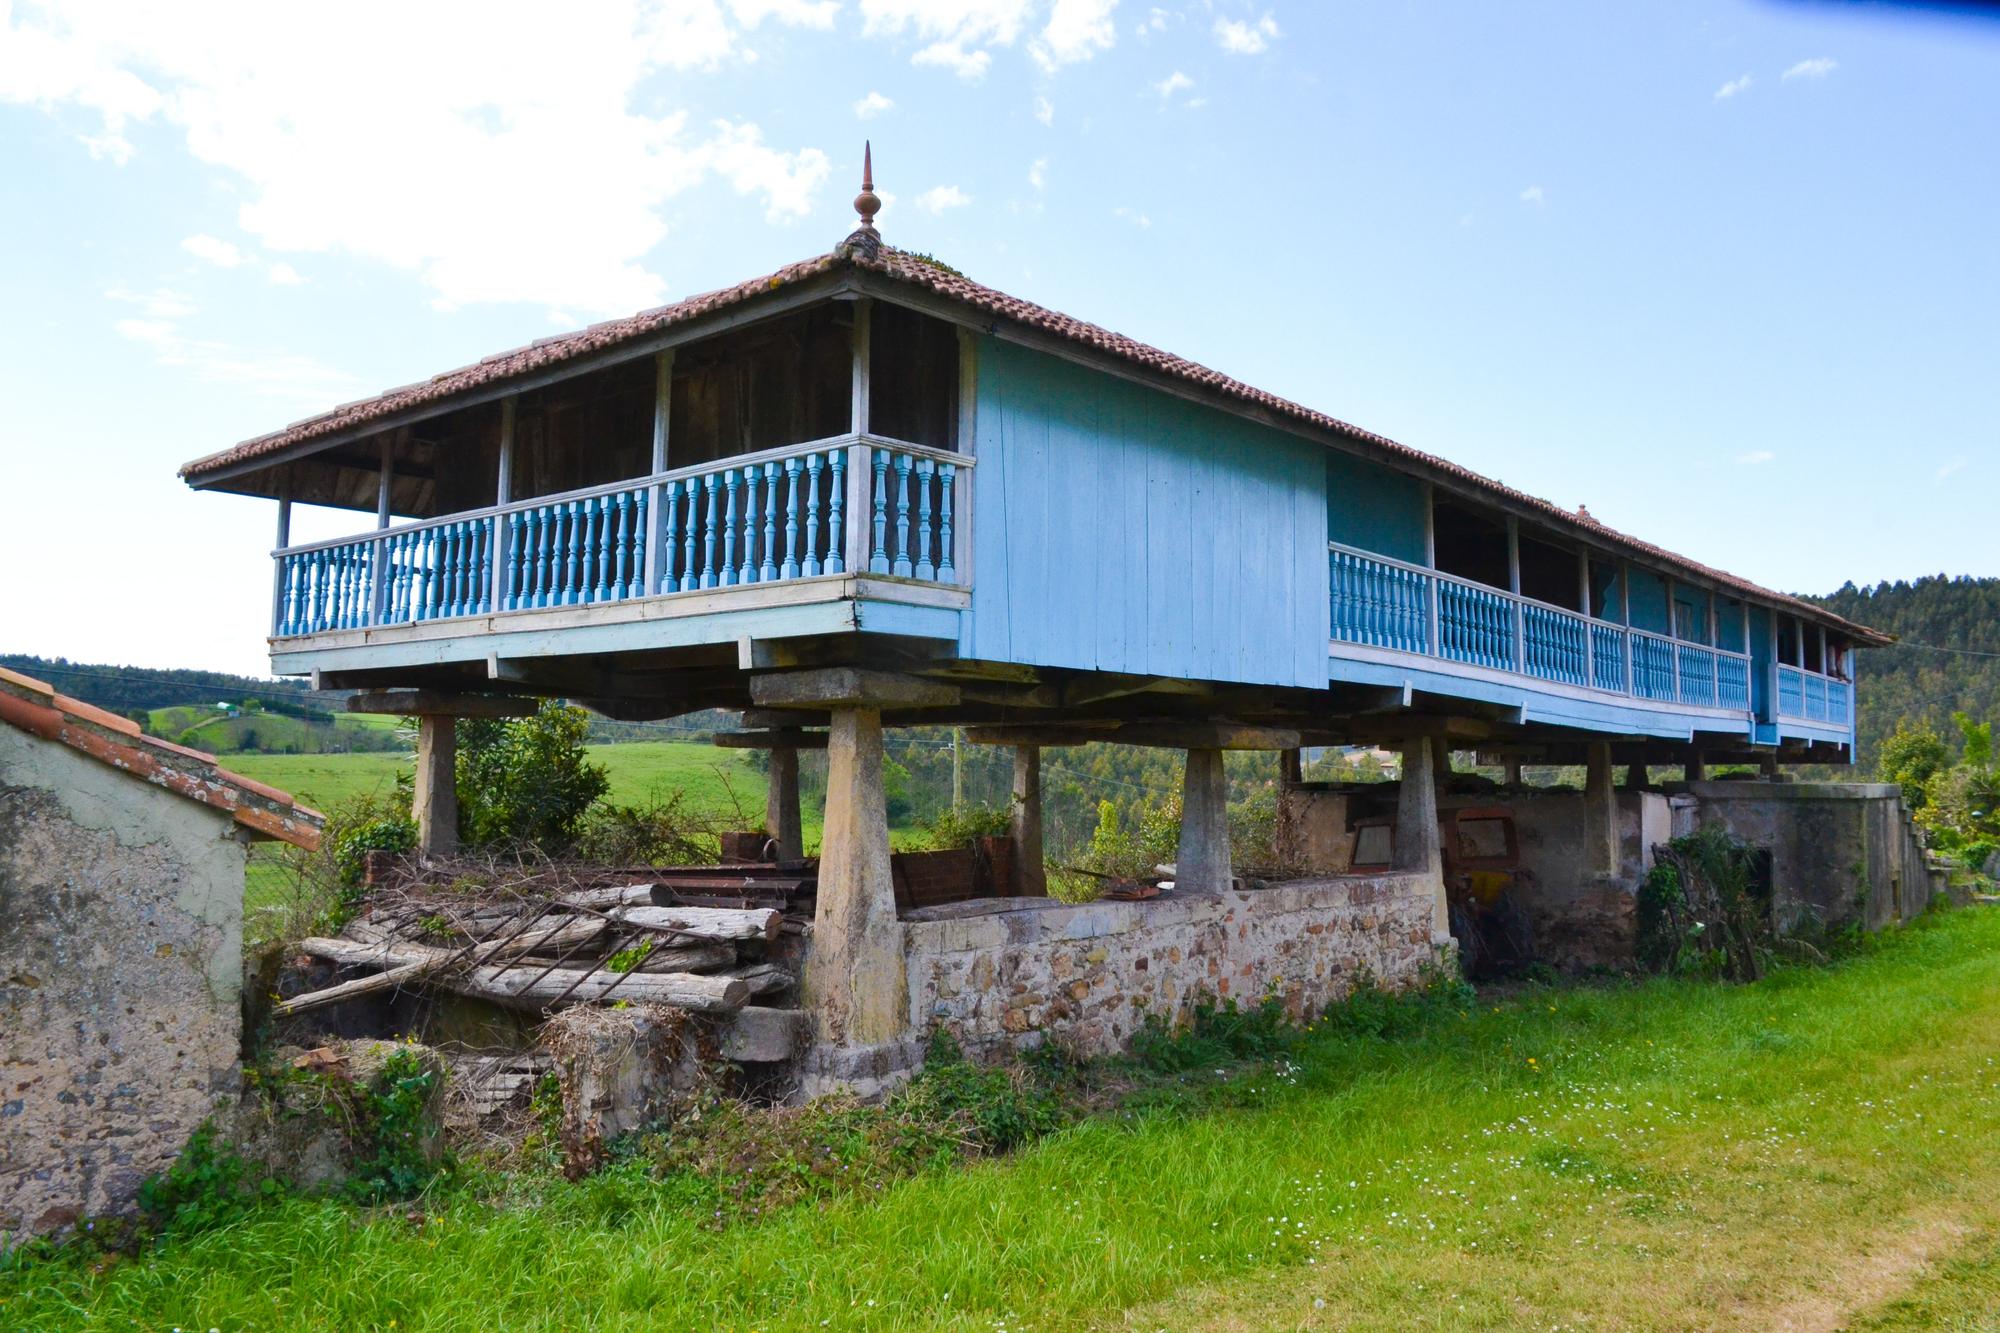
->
[964,721,1296,750]
[413,715,457,856]
[1060,674,1213,709]
[750,667,960,710]
[712,729,831,750]
[346,690,535,718]
[1011,745,1046,897]
[766,744,803,861]
[743,707,830,729]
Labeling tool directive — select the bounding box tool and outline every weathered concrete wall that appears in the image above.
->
[906,874,1441,1066]
[1687,781,1949,932]
[1439,789,1671,969]
[0,728,245,1244]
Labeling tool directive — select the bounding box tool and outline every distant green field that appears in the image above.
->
[150,705,401,755]
[228,741,770,816]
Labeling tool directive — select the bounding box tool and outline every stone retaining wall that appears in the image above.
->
[902,872,1443,1064]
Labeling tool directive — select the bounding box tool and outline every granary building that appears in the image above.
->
[178,153,1923,1095]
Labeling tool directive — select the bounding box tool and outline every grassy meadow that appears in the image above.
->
[7,905,2000,1330]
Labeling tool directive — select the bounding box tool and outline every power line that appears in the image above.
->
[1886,640,2000,661]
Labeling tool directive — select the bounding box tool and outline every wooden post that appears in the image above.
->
[1504,757,1524,787]
[845,300,873,574]
[1686,749,1707,783]
[1506,515,1524,671]
[371,437,394,626]
[413,715,459,857]
[1584,741,1618,877]
[1578,550,1594,685]
[1010,745,1046,897]
[808,705,906,1048]
[645,352,672,596]
[1423,483,1440,653]
[1177,748,1232,893]
[766,742,802,861]
[491,396,516,613]
[270,493,292,636]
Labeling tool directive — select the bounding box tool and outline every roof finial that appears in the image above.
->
[854,141,881,232]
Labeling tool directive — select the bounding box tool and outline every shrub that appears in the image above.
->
[345,1047,446,1203]
[457,702,609,853]
[1079,798,1179,883]
[137,1126,283,1236]
[577,790,715,865]
[890,1030,1066,1153]
[1321,964,1475,1040]
[922,801,1013,850]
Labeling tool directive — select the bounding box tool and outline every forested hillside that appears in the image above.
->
[1806,575,2000,769]
[0,653,313,716]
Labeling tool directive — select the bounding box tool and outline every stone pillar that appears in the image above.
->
[765,744,802,861]
[412,715,458,857]
[1625,763,1655,793]
[1395,737,1448,941]
[808,706,906,1048]
[1177,748,1233,893]
[1430,735,1453,786]
[1279,748,1304,788]
[1010,744,1046,898]
[1503,757,1524,788]
[1686,749,1707,783]
[1584,741,1619,876]
[1759,752,1780,779]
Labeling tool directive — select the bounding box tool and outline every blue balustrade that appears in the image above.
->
[1590,624,1627,692]
[1632,634,1676,700]
[1438,580,1515,670]
[1676,644,1718,708]
[1328,548,1430,654]
[1826,677,1851,724]
[1777,666,1806,719]
[1717,654,1749,710]
[1521,602,1588,686]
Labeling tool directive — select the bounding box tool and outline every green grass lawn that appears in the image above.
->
[227,741,770,816]
[9,907,2000,1330]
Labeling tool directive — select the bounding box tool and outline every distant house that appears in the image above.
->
[0,668,320,1244]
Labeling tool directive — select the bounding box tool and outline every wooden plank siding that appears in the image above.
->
[965,337,1328,689]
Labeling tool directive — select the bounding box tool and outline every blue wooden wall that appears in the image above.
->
[965,337,1329,689]
[1326,452,1427,564]
[1628,569,1672,635]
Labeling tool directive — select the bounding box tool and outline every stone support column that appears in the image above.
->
[1584,741,1620,877]
[413,715,458,857]
[1685,749,1707,783]
[1010,744,1046,898]
[1396,737,1448,942]
[1625,763,1655,793]
[765,744,802,861]
[1503,757,1524,788]
[1177,748,1233,893]
[807,706,907,1048]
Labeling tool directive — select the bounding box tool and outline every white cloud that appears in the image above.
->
[1714,73,1753,100]
[1213,12,1278,54]
[182,233,245,268]
[1034,94,1054,125]
[853,89,895,118]
[1,2,836,314]
[1030,0,1118,72]
[1154,69,1194,99]
[1028,157,1046,190]
[1735,449,1775,465]
[863,0,1032,79]
[1519,185,1544,205]
[1136,7,1169,37]
[916,183,971,213]
[1937,455,1968,483]
[113,316,357,403]
[105,286,197,318]
[729,0,839,27]
[265,261,304,286]
[1115,205,1149,228]
[1783,57,1838,81]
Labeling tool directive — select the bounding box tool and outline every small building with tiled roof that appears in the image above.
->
[174,151,1898,1094]
[1,667,320,1242]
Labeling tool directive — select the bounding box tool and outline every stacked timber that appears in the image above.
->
[280,884,799,1019]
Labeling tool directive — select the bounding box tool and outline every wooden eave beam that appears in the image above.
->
[712,729,831,750]
[345,690,535,718]
[965,721,1300,751]
[749,667,960,710]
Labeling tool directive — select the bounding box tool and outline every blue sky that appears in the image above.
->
[2,0,1995,677]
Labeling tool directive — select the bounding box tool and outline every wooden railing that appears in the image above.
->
[1777,664,1852,725]
[1329,542,1761,715]
[273,436,968,637]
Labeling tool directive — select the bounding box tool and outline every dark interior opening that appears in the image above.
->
[1673,588,1711,644]
[1803,624,1824,673]
[1432,498,1511,591]
[1588,558,1621,620]
[869,302,960,449]
[670,303,854,469]
[1518,533,1581,610]
[509,359,655,502]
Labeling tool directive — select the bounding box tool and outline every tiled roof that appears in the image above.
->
[177,233,1890,646]
[0,667,323,849]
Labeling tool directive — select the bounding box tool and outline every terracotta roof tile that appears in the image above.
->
[0,670,322,850]
[177,238,1888,646]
